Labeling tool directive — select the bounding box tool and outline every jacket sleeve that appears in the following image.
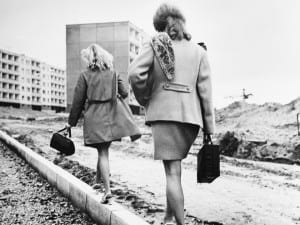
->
[117,73,128,99]
[68,73,87,126]
[128,41,154,106]
[197,51,215,134]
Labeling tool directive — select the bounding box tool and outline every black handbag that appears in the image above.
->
[197,136,220,183]
[50,127,75,156]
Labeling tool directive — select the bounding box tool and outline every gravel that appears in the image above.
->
[0,141,96,225]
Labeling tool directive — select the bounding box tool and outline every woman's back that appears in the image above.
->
[82,69,115,102]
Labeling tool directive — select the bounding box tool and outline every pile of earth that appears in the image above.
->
[215,98,300,164]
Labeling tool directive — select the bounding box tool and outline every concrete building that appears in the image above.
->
[66,21,149,113]
[0,48,66,111]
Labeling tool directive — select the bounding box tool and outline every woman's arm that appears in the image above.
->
[128,41,154,106]
[117,73,128,99]
[68,73,87,126]
[197,51,215,134]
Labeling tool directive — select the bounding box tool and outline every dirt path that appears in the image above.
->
[1,118,300,225]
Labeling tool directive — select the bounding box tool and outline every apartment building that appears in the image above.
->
[66,21,149,113]
[0,48,66,111]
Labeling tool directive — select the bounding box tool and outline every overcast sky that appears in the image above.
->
[0,0,299,108]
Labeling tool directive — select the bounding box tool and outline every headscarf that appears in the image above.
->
[151,32,175,81]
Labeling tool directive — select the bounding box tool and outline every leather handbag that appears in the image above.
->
[197,136,220,183]
[50,127,75,156]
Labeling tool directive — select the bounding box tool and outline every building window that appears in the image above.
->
[135,46,139,55]
[135,31,139,40]
[130,43,135,53]
[2,53,7,59]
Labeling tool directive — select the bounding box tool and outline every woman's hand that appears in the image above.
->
[203,133,213,144]
[64,124,72,137]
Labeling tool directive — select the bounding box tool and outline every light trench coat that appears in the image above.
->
[68,69,141,145]
[128,39,215,134]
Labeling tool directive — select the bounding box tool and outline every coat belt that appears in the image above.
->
[88,99,112,104]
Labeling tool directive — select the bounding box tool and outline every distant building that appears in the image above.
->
[66,21,149,113]
[0,48,66,111]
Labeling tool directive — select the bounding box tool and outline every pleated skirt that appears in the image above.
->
[151,121,200,160]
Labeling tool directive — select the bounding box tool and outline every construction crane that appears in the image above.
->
[225,88,253,101]
[242,88,253,99]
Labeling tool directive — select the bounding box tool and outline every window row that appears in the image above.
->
[0,92,19,100]
[51,75,65,82]
[129,27,140,41]
[1,82,19,90]
[51,91,65,97]
[1,72,19,81]
[0,52,18,62]
[1,63,19,72]
[50,67,64,75]
[129,43,140,55]
[51,83,65,89]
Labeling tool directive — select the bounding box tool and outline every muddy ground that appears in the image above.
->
[0,106,300,225]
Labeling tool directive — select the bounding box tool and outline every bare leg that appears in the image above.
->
[97,144,111,195]
[164,197,174,223]
[96,155,102,184]
[163,160,184,225]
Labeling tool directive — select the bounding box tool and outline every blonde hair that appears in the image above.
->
[153,3,191,41]
[81,44,113,70]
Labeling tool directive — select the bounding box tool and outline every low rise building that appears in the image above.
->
[0,48,66,111]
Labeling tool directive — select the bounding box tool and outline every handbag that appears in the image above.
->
[50,127,75,156]
[197,136,220,183]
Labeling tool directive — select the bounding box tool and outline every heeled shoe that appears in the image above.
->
[92,183,102,190]
[100,192,112,204]
[162,220,175,225]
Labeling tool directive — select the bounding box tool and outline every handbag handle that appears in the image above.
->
[56,127,72,138]
[203,133,213,145]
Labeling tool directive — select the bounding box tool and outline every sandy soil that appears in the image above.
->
[0,106,300,225]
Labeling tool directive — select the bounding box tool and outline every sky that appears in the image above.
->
[0,0,300,108]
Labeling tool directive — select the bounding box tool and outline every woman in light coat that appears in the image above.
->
[67,44,141,203]
[129,3,215,224]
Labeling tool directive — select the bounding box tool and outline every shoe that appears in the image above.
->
[101,192,112,204]
[92,183,102,190]
[162,220,175,225]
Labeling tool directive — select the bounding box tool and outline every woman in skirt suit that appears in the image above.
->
[67,44,141,203]
[129,3,215,224]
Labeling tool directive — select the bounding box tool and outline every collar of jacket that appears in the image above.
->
[150,32,175,81]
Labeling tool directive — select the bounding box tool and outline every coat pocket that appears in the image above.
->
[163,82,192,93]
